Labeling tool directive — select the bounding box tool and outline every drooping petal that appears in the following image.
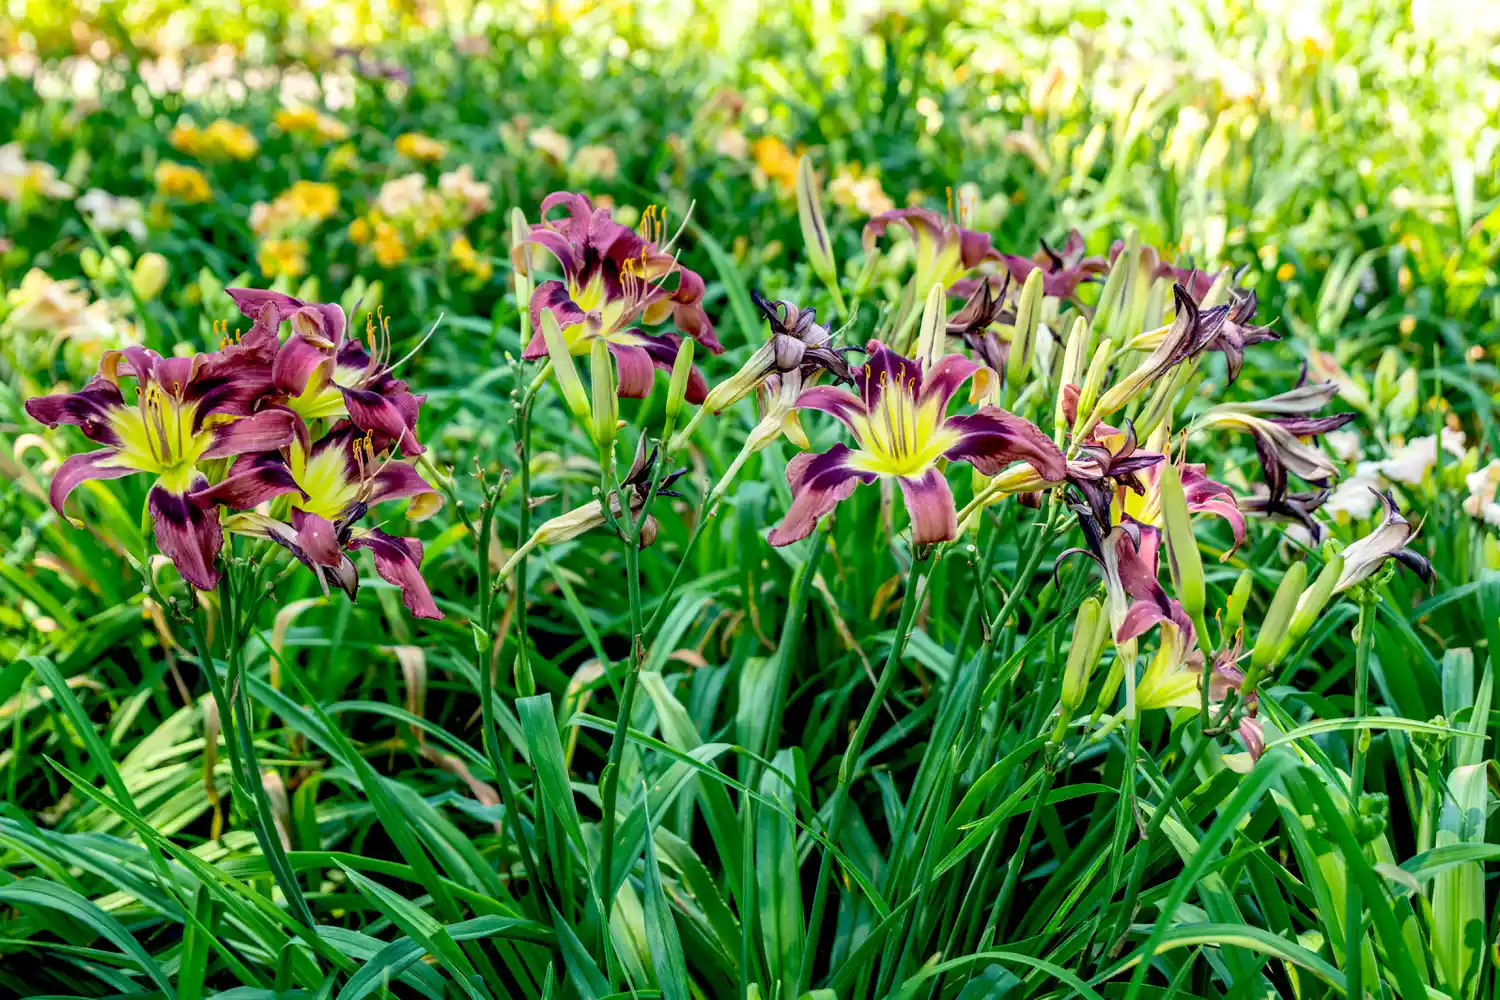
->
[607,341,658,399]
[897,467,958,545]
[25,377,128,445]
[191,452,303,509]
[201,410,297,460]
[767,444,875,547]
[149,481,224,590]
[348,528,443,619]
[1118,599,1175,642]
[943,406,1067,480]
[227,287,346,346]
[48,450,136,521]
[291,509,344,567]
[341,386,425,456]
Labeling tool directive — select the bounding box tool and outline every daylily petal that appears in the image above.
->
[272,332,334,396]
[349,528,443,619]
[794,385,869,436]
[632,332,709,404]
[918,353,982,414]
[943,407,1067,479]
[767,443,875,547]
[48,449,136,521]
[25,376,127,445]
[369,461,444,520]
[292,509,344,567]
[897,467,958,545]
[149,481,224,590]
[201,410,297,459]
[523,280,587,359]
[608,342,658,399]
[192,452,303,509]
[855,340,923,412]
[341,386,425,456]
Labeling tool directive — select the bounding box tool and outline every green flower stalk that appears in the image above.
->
[1248,560,1307,683]
[796,155,846,316]
[1158,463,1208,648]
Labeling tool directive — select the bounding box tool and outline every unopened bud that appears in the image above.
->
[539,309,591,429]
[915,282,946,369]
[1283,552,1344,655]
[1007,267,1044,390]
[796,156,843,311]
[1223,568,1254,638]
[80,247,102,280]
[1095,637,1135,716]
[1091,250,1129,340]
[666,337,695,425]
[590,337,618,453]
[131,252,169,301]
[1061,597,1106,712]
[1071,337,1113,438]
[1373,348,1400,410]
[1158,464,1203,621]
[1054,316,1088,440]
[1250,560,1307,676]
[509,207,533,341]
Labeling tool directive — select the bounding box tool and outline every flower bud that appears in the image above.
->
[1007,267,1044,390]
[796,156,843,310]
[1095,636,1135,715]
[80,247,102,280]
[590,337,618,454]
[131,252,170,301]
[1061,597,1106,712]
[1054,316,1088,440]
[539,309,592,430]
[1071,337,1113,438]
[1373,348,1401,410]
[666,336,695,425]
[1282,552,1344,656]
[1158,463,1204,621]
[1250,560,1307,676]
[510,207,533,341]
[1091,251,1129,342]
[1387,367,1419,430]
[1222,568,1254,638]
[915,282,946,369]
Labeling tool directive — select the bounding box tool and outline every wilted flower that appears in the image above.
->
[519,192,719,400]
[226,289,428,456]
[1000,230,1107,299]
[1065,419,1166,529]
[694,292,853,421]
[1202,289,1279,383]
[76,189,147,240]
[24,336,291,590]
[205,425,443,618]
[395,132,447,163]
[1335,489,1433,592]
[863,206,1000,295]
[768,341,1065,546]
[0,143,75,201]
[1090,287,1229,423]
[154,162,212,204]
[1194,380,1354,494]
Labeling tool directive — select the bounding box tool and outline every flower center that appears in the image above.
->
[112,382,210,487]
[852,371,955,478]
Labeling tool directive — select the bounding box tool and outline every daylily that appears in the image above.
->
[999,229,1108,299]
[1061,510,1174,644]
[1117,455,1247,553]
[1107,240,1219,303]
[862,206,1001,295]
[699,292,854,416]
[1192,380,1355,490]
[1065,418,1165,529]
[1202,289,1279,384]
[1208,636,1265,760]
[768,341,1066,547]
[1334,489,1433,592]
[227,288,428,456]
[519,192,719,401]
[200,425,445,618]
[946,277,1013,374]
[1089,287,1229,424]
[25,339,293,589]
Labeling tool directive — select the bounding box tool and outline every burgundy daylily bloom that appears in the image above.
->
[518,192,719,402]
[767,340,1065,547]
[204,424,445,619]
[25,342,294,590]
[1207,635,1265,760]
[1060,510,1175,635]
[945,276,1016,374]
[1107,241,1220,303]
[1066,419,1166,528]
[862,206,1001,294]
[1000,229,1108,299]
[227,288,428,456]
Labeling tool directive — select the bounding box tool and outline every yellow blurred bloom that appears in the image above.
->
[450,235,493,281]
[326,142,360,173]
[373,221,407,267]
[174,119,259,161]
[258,237,309,278]
[349,217,373,244]
[286,180,339,222]
[154,162,212,204]
[1275,262,1295,281]
[168,123,202,155]
[752,136,798,192]
[828,165,895,216]
[276,106,350,143]
[395,132,447,162]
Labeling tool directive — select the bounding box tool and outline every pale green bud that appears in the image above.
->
[1007,267,1044,390]
[1158,464,1204,621]
[1061,597,1106,712]
[1223,568,1254,638]
[1054,315,1088,440]
[1250,561,1307,675]
[1071,338,1113,438]
[1373,347,1401,410]
[80,247,102,280]
[666,336,695,426]
[796,156,841,303]
[539,309,592,430]
[130,252,170,301]
[590,337,618,454]
[1283,553,1345,655]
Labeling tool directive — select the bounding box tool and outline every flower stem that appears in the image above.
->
[1350,596,1374,794]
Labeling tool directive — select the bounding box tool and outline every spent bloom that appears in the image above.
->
[519,193,719,401]
[1335,489,1433,592]
[76,189,148,241]
[999,230,1108,299]
[768,341,1065,546]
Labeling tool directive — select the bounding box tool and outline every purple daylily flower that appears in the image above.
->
[999,229,1108,299]
[862,206,1001,294]
[768,340,1066,547]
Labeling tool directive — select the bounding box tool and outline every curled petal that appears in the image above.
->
[349,528,442,619]
[48,450,136,521]
[341,386,425,456]
[633,333,708,404]
[1118,600,1174,642]
[292,509,344,568]
[149,482,224,590]
[944,407,1067,480]
[202,410,297,460]
[609,342,657,399]
[767,444,875,547]
[25,377,128,445]
[897,468,958,545]
[192,453,303,509]
[368,462,444,520]
[273,332,334,396]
